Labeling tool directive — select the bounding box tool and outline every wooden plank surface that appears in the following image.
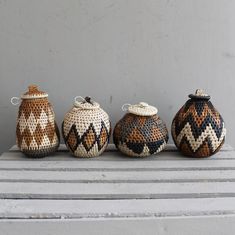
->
[1,158,235,171]
[1,216,235,235]
[0,144,235,235]
[0,145,235,200]
[1,198,235,219]
[2,181,235,199]
[2,169,235,182]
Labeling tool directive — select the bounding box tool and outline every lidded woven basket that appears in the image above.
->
[113,102,168,157]
[171,89,226,157]
[62,96,111,157]
[12,85,60,158]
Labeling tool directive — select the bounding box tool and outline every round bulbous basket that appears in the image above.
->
[171,89,226,157]
[62,96,111,158]
[113,102,168,157]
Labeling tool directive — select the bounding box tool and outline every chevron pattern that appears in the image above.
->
[172,99,226,157]
[113,113,168,157]
[16,101,60,157]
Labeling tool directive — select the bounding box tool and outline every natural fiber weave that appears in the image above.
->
[125,102,158,116]
[113,102,168,157]
[171,89,226,157]
[16,85,60,158]
[62,96,111,158]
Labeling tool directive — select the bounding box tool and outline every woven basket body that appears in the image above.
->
[171,90,226,157]
[62,97,110,157]
[113,103,168,157]
[16,86,60,158]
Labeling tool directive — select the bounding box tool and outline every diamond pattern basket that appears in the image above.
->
[62,96,111,157]
[14,85,60,158]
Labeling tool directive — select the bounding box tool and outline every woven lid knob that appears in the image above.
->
[21,85,48,99]
[188,89,210,100]
[139,102,149,108]
[195,89,208,96]
[74,96,100,110]
[123,102,158,116]
[28,85,39,92]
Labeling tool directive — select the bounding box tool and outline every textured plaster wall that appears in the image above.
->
[0,0,234,153]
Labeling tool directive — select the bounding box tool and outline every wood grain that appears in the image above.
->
[0,144,235,235]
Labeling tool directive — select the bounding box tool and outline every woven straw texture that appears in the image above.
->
[126,102,158,116]
[16,86,60,158]
[171,90,226,157]
[113,111,168,157]
[62,97,111,158]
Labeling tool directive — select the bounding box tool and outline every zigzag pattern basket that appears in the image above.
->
[171,89,226,157]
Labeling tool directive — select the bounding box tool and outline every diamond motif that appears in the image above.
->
[47,107,55,123]
[97,121,109,150]
[18,113,27,134]
[63,120,110,156]
[27,112,37,134]
[65,124,80,152]
[82,123,97,152]
[45,121,55,143]
[29,137,38,149]
[23,127,32,147]
[39,110,48,129]
[34,123,43,146]
[40,135,51,146]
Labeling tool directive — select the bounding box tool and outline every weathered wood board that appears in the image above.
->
[0,144,234,235]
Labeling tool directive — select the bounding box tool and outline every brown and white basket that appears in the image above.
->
[11,85,60,158]
[62,96,111,157]
[113,102,168,157]
[171,89,226,157]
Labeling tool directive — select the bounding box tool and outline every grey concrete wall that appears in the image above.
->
[0,0,234,153]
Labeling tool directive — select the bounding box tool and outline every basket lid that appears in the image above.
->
[122,102,158,116]
[21,85,48,99]
[188,89,210,100]
[74,96,100,110]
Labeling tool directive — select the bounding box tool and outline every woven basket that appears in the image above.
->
[12,85,60,158]
[62,96,111,157]
[113,102,168,157]
[171,89,226,157]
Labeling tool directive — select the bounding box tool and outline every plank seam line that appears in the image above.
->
[2,193,235,200]
[1,210,235,220]
[1,179,235,183]
[1,167,235,172]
